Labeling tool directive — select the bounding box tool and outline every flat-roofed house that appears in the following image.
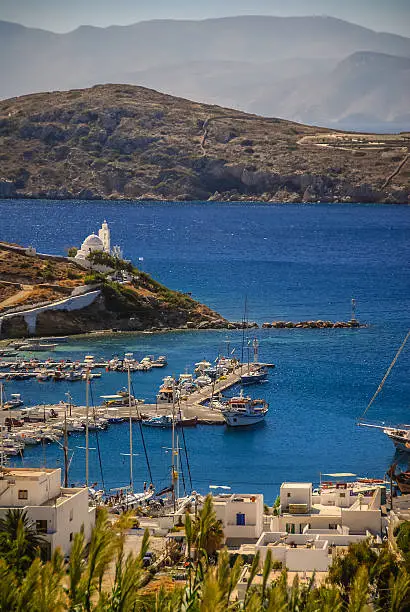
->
[0,467,95,558]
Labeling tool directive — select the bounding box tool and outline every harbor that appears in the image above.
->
[0,201,408,502]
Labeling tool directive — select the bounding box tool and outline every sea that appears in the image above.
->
[0,199,409,503]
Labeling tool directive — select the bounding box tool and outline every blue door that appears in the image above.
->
[236,513,246,526]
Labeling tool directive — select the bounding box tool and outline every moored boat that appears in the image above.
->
[221,392,268,427]
[240,367,268,385]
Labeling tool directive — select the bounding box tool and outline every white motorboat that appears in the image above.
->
[4,393,24,409]
[19,342,58,352]
[112,488,155,513]
[221,392,268,427]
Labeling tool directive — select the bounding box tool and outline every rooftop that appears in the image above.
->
[281,482,312,489]
[213,493,262,505]
[0,467,60,480]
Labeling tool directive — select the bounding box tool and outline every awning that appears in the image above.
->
[101,395,123,399]
[322,473,357,477]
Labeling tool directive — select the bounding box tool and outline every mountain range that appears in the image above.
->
[1,15,410,130]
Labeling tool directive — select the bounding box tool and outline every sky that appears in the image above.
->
[1,0,409,37]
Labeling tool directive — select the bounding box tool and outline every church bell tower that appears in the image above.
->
[98,220,111,254]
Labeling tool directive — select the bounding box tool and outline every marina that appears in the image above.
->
[0,200,409,500]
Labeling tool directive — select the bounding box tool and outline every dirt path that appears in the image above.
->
[0,284,33,310]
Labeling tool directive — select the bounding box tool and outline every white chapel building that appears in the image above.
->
[74,221,111,266]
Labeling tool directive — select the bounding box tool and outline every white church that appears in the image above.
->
[73,221,124,270]
[75,220,111,262]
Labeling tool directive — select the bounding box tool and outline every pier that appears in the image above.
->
[10,363,275,426]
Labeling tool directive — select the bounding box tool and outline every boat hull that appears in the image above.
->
[222,411,267,427]
[240,372,268,384]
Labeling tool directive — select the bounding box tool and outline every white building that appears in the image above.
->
[275,482,384,535]
[249,481,386,573]
[212,493,264,544]
[75,221,111,264]
[0,467,95,558]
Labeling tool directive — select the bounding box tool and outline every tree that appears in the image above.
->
[192,494,224,559]
[67,247,78,257]
[0,509,45,577]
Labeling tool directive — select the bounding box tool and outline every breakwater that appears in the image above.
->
[262,319,362,329]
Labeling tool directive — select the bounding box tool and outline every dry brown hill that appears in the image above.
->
[0,242,227,338]
[0,84,409,203]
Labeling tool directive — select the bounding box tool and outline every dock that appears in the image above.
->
[10,363,274,426]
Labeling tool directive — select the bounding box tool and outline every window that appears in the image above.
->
[36,520,47,534]
[236,513,246,526]
[69,532,73,542]
[69,509,73,521]
[339,493,346,498]
[286,523,296,534]
[287,493,291,498]
[329,523,338,530]
[18,489,28,500]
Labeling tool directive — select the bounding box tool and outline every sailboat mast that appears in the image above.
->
[172,384,176,513]
[85,369,90,487]
[176,434,180,502]
[127,364,134,492]
[0,384,4,470]
[241,296,248,364]
[63,404,69,488]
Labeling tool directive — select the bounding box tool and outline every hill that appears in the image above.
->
[1,16,410,128]
[0,84,408,204]
[0,242,228,338]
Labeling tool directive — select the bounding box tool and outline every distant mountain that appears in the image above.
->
[1,16,410,129]
[246,52,410,129]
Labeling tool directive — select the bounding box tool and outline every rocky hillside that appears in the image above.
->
[0,243,228,338]
[0,84,409,203]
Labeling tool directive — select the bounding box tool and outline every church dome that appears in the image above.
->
[81,234,104,250]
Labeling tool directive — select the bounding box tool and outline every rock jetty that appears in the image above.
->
[262,320,362,329]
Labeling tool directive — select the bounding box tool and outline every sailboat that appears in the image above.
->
[358,330,410,451]
[112,365,155,512]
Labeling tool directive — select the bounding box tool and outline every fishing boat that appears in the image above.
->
[65,370,83,382]
[142,414,173,427]
[105,408,125,424]
[221,391,269,427]
[101,389,136,407]
[142,414,198,428]
[240,366,268,385]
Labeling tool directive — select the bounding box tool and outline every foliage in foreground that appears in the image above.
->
[0,503,409,610]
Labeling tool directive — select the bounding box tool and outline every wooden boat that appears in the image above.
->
[387,464,410,494]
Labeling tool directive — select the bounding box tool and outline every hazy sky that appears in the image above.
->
[1,0,409,36]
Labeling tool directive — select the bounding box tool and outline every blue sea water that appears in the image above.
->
[0,199,409,503]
